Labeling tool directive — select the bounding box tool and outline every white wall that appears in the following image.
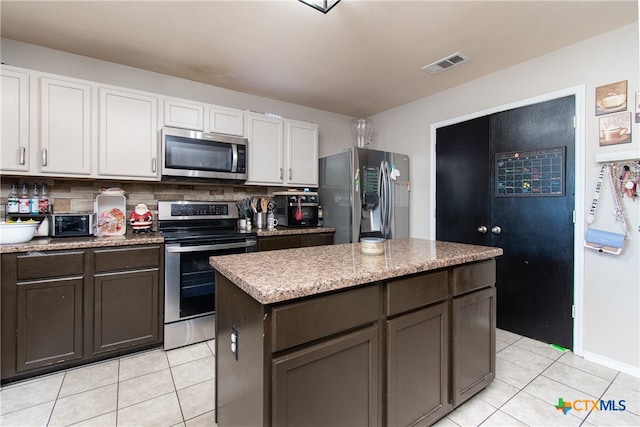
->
[0,38,354,159]
[370,23,640,375]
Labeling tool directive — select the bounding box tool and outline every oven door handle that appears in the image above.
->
[166,241,256,253]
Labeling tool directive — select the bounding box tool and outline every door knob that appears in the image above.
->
[477,226,488,234]
[491,226,502,235]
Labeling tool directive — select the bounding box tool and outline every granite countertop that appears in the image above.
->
[254,226,335,237]
[0,232,164,253]
[210,238,503,305]
[0,227,335,254]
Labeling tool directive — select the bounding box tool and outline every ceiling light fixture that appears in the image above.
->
[299,0,341,14]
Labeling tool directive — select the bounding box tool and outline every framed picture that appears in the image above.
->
[599,112,631,146]
[596,80,627,115]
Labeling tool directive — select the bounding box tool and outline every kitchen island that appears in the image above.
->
[210,238,503,426]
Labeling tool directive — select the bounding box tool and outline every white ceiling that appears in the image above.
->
[1,1,637,117]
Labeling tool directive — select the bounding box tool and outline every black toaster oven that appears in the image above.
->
[273,192,319,227]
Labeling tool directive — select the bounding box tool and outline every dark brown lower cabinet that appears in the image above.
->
[215,259,497,426]
[258,232,334,251]
[93,269,160,355]
[16,277,85,373]
[387,303,448,426]
[272,325,379,426]
[451,286,496,407]
[1,244,163,384]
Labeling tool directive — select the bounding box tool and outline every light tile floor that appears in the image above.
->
[1,329,638,426]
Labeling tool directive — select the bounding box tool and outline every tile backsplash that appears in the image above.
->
[0,177,271,225]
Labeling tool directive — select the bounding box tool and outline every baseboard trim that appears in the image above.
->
[582,350,640,378]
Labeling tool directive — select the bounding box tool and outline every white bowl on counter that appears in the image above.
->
[0,221,38,245]
[361,237,385,255]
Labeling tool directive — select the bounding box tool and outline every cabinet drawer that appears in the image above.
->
[300,233,334,247]
[386,271,448,316]
[258,235,299,252]
[451,259,496,296]
[271,285,379,353]
[17,251,85,280]
[94,246,161,272]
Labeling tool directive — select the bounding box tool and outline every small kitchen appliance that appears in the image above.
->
[272,191,319,227]
[51,214,94,237]
[158,200,257,350]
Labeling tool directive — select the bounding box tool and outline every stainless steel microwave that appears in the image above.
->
[161,127,248,181]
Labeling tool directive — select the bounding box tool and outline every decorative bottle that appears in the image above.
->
[39,183,50,214]
[6,183,19,214]
[18,182,30,214]
[30,183,40,214]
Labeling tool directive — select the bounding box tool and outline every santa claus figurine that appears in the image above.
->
[129,203,153,233]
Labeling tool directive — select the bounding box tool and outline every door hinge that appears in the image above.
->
[572,210,576,224]
[573,115,577,129]
[572,304,575,319]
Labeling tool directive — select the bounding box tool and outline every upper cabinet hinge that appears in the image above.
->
[573,115,577,129]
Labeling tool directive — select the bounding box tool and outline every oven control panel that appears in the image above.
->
[158,201,235,220]
[170,203,229,217]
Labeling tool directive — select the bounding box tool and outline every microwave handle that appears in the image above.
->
[166,240,256,253]
[231,144,238,173]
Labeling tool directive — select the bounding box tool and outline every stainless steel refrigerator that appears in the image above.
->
[318,147,410,244]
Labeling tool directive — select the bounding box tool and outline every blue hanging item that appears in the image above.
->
[584,228,625,255]
[584,164,628,255]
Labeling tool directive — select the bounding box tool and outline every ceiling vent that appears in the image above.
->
[421,52,470,75]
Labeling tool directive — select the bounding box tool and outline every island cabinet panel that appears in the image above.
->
[386,270,448,316]
[213,251,498,426]
[215,274,269,427]
[387,303,448,427]
[271,285,379,353]
[451,268,496,407]
[272,325,379,426]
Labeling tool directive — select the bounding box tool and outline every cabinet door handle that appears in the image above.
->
[289,168,292,181]
[19,147,26,165]
[41,148,48,166]
[477,225,488,234]
[280,168,283,181]
[152,157,157,173]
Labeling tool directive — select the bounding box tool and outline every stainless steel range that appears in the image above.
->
[158,200,257,350]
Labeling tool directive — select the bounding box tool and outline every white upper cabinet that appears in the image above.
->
[1,67,30,173]
[208,105,245,137]
[246,112,284,185]
[164,99,204,131]
[246,113,319,187]
[98,88,159,180]
[39,77,92,176]
[285,120,318,187]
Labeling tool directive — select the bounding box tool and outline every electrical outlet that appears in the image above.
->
[230,326,238,360]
